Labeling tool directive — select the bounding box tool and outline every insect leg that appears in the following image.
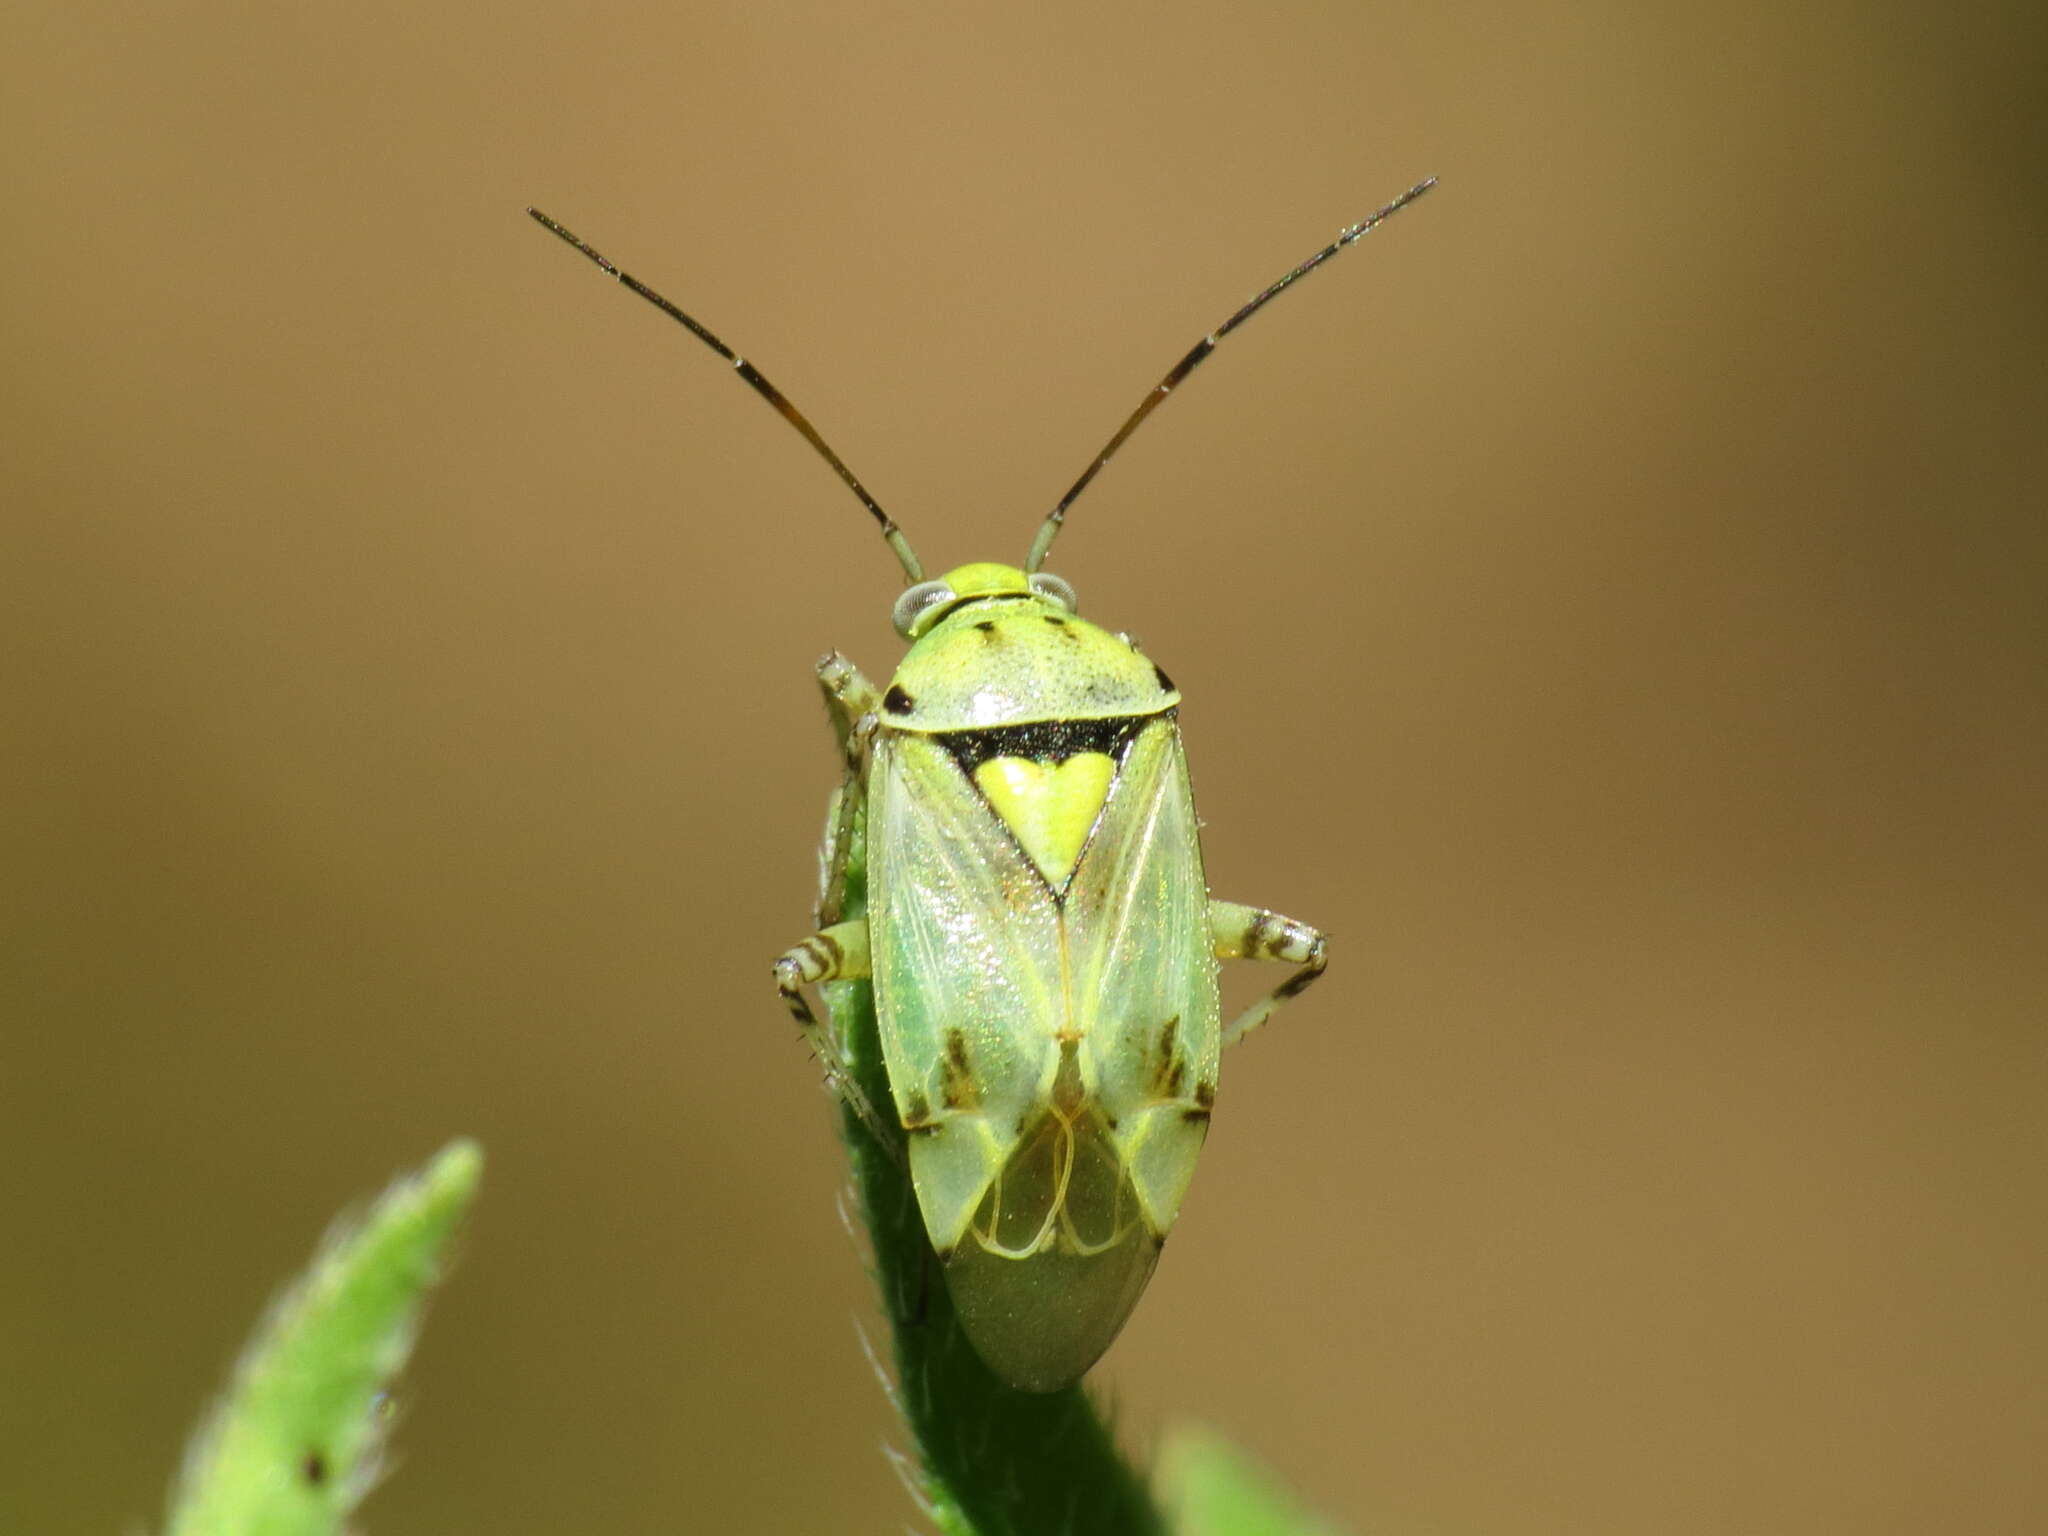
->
[816,650,882,760]
[814,652,880,926]
[772,919,898,1148]
[1209,899,1330,1048]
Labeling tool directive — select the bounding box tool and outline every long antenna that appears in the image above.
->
[1024,176,1437,574]
[528,208,925,583]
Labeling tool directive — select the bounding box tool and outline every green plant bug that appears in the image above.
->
[529,178,1435,1392]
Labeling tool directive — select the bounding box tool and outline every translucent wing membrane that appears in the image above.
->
[867,732,1062,1252]
[1067,719,1219,1234]
[868,717,1218,1389]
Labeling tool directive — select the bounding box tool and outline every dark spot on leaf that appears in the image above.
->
[302,1450,328,1486]
[883,685,915,715]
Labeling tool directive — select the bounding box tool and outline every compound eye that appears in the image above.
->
[892,578,957,639]
[1028,572,1078,613]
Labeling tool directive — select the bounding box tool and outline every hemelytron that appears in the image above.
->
[531,179,1434,1392]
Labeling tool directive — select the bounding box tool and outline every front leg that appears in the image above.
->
[771,918,898,1149]
[1210,899,1330,1047]
[813,651,880,927]
[815,650,882,762]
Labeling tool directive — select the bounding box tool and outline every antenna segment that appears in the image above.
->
[529,208,925,583]
[1024,176,1437,574]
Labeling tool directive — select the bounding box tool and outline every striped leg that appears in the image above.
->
[1210,900,1330,1047]
[772,919,896,1146]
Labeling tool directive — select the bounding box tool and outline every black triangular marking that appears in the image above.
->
[932,713,1157,774]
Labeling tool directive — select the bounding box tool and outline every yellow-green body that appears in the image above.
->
[863,565,1217,1389]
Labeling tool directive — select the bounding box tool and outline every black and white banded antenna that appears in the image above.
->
[1022,176,1437,575]
[528,208,927,584]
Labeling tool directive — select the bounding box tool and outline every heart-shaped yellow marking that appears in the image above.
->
[973,752,1116,886]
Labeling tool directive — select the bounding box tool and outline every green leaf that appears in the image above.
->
[824,801,1166,1536]
[164,1139,483,1536]
[1159,1426,1348,1536]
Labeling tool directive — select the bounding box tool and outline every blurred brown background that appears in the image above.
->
[4,2,2043,1532]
